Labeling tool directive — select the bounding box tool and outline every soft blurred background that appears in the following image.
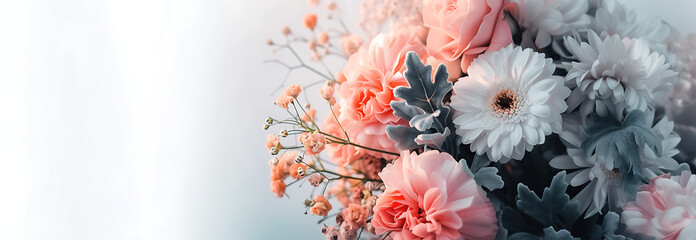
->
[0,0,693,239]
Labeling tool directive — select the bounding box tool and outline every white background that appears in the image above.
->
[0,0,692,239]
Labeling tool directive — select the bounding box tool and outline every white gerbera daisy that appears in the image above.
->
[451,45,570,163]
[513,0,591,48]
[563,31,678,118]
[550,112,681,217]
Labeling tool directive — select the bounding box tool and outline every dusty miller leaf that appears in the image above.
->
[582,110,662,193]
[386,51,458,154]
[590,212,630,240]
[459,155,504,191]
[516,171,581,228]
[394,51,451,113]
[508,227,580,240]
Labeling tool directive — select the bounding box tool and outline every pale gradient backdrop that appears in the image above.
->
[0,0,692,239]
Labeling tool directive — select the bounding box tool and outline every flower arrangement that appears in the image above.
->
[262,0,696,239]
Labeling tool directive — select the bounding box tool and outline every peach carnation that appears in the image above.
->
[265,134,281,151]
[342,203,370,230]
[309,174,324,187]
[372,150,498,240]
[284,84,302,98]
[270,180,286,198]
[269,151,298,181]
[311,195,333,216]
[423,0,515,71]
[339,29,428,160]
[274,95,294,109]
[299,131,326,155]
[622,172,696,240]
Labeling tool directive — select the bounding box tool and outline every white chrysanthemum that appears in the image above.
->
[513,0,591,48]
[592,0,671,45]
[550,113,681,217]
[563,31,678,118]
[451,45,570,163]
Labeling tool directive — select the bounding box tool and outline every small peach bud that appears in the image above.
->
[281,26,291,36]
[303,13,318,30]
[327,2,337,10]
[308,40,317,51]
[317,32,329,45]
[307,0,319,7]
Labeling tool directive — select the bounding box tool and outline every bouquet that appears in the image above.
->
[262,0,696,239]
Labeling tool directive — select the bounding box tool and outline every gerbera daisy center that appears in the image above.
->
[492,89,519,115]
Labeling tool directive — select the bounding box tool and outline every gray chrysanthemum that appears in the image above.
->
[563,31,678,118]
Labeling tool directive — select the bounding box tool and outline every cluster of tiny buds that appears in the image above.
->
[280,129,288,137]
[294,155,304,163]
[270,146,280,155]
[263,117,274,130]
[297,167,306,177]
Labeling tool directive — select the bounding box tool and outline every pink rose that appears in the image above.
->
[423,0,515,71]
[339,28,428,160]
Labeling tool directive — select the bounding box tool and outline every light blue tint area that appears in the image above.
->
[0,0,692,239]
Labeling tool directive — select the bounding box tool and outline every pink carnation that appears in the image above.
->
[339,29,428,160]
[265,134,281,151]
[622,172,696,240]
[299,131,326,155]
[342,203,370,231]
[422,0,515,71]
[309,174,324,187]
[372,151,498,240]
